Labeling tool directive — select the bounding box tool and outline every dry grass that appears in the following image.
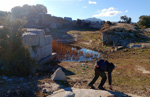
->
[52,39,98,61]
[58,48,150,97]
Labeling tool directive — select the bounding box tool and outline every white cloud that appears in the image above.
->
[89,0,97,4]
[93,7,122,17]
[125,10,128,13]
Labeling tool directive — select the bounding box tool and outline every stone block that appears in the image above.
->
[39,53,57,65]
[23,32,39,46]
[28,47,38,60]
[45,35,52,45]
[36,44,52,60]
[23,28,46,46]
[38,30,46,46]
[45,28,50,33]
[49,23,57,29]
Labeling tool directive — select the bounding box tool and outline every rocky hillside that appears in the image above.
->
[101,23,150,46]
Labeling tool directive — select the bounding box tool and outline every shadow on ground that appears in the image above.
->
[106,90,132,97]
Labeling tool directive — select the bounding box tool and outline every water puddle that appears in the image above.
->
[62,46,100,62]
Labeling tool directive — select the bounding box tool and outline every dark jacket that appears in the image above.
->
[96,59,115,85]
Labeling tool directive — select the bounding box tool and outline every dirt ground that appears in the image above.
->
[55,48,150,97]
[1,27,150,97]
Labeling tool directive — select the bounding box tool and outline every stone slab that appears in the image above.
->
[45,35,52,45]
[36,44,52,60]
[39,53,57,65]
[23,32,39,46]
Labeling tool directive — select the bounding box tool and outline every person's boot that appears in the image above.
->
[88,84,95,89]
[98,86,106,90]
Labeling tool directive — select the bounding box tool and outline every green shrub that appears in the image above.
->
[0,16,35,76]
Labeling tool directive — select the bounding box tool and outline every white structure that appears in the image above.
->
[23,28,53,62]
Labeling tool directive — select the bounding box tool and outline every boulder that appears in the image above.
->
[51,68,66,81]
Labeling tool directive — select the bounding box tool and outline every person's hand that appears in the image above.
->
[109,85,113,90]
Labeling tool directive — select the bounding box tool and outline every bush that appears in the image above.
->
[0,16,35,76]
[137,15,150,28]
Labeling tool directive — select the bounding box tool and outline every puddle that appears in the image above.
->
[62,46,100,62]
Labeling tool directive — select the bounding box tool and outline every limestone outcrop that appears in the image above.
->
[47,87,142,97]
[23,28,52,61]
[101,23,150,46]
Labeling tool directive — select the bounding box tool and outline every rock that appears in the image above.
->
[7,79,13,82]
[36,44,52,60]
[48,87,114,97]
[2,76,8,80]
[129,33,134,37]
[45,35,52,45]
[0,80,4,84]
[64,91,75,97]
[45,28,50,33]
[0,25,3,29]
[23,28,53,62]
[89,21,102,29]
[39,53,57,65]
[43,89,47,93]
[64,17,72,22]
[23,31,39,46]
[49,23,57,29]
[51,68,66,81]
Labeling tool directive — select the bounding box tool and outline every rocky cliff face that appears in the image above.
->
[101,23,149,46]
[24,13,75,29]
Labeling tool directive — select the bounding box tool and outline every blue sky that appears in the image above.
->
[0,0,150,22]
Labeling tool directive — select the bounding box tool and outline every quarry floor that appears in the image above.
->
[39,48,150,97]
[1,28,150,97]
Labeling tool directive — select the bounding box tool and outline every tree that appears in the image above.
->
[11,4,47,18]
[34,4,47,14]
[120,15,132,23]
[76,19,82,25]
[0,16,35,76]
[11,6,24,18]
[137,15,150,28]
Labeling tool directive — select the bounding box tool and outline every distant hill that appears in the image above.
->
[85,17,102,22]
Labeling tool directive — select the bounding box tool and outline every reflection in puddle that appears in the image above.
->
[62,47,100,62]
[52,40,100,62]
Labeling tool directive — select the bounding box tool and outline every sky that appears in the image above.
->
[0,0,150,22]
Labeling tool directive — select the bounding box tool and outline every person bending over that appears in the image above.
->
[88,59,116,90]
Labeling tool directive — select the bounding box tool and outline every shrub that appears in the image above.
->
[0,16,35,76]
[137,15,150,28]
